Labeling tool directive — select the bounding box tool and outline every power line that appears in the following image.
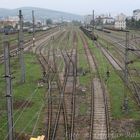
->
[0,88,39,130]
[4,88,39,140]
[31,103,44,136]
[15,112,39,140]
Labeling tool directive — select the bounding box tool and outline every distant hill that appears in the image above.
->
[0,7,83,22]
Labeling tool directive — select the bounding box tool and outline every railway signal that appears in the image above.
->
[3,31,14,140]
[18,10,26,83]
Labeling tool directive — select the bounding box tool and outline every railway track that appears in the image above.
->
[103,30,140,48]
[52,49,76,140]
[95,41,140,106]
[96,30,140,81]
[36,34,68,140]
[14,29,61,140]
[9,26,113,139]
[35,28,78,140]
[96,30,140,58]
[1,25,139,139]
[80,31,110,140]
[0,27,59,63]
[70,31,77,140]
[51,29,78,140]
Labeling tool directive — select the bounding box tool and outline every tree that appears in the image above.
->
[95,16,103,26]
[4,25,13,30]
[24,21,32,27]
[126,17,140,29]
[46,19,53,25]
[72,20,82,26]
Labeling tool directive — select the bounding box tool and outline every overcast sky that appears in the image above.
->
[1,0,140,16]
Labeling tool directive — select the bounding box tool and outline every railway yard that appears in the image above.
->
[0,24,140,140]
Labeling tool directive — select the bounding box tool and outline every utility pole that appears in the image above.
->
[123,31,129,113]
[92,10,95,40]
[19,10,25,83]
[3,31,14,140]
[32,10,35,47]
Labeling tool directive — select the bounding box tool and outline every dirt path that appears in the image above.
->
[93,78,107,140]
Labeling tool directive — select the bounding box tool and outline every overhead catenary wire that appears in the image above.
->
[31,103,45,136]
[0,88,39,130]
[14,112,39,140]
[3,88,39,140]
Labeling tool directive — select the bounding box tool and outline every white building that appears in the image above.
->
[102,17,114,24]
[133,9,140,21]
[95,14,114,25]
[115,13,126,29]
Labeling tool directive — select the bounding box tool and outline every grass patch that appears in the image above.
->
[77,31,92,86]
[79,103,88,115]
[115,136,140,140]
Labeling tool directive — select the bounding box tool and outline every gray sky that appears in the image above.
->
[1,0,140,16]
